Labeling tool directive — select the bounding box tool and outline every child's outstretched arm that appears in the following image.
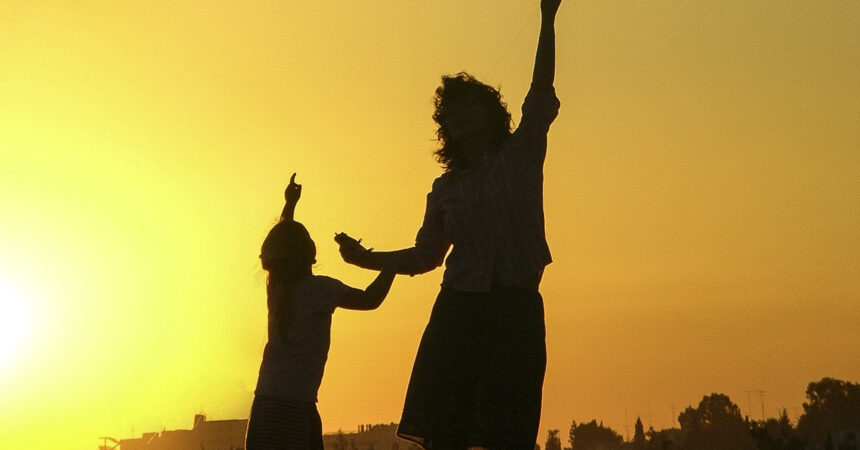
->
[281,173,301,221]
[337,267,396,311]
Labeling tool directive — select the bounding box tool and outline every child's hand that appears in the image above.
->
[335,232,372,265]
[285,173,302,206]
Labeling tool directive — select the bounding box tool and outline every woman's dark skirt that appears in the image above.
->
[245,395,324,450]
[397,286,547,449]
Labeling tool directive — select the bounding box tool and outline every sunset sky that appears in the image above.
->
[1,1,858,449]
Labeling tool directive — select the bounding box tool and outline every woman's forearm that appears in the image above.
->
[350,249,398,271]
[532,3,559,91]
[354,249,421,274]
[349,247,445,276]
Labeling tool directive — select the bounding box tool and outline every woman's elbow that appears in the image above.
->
[403,260,443,276]
[402,250,446,275]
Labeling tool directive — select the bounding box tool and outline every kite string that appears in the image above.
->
[359,6,535,237]
[358,0,426,234]
[485,14,537,78]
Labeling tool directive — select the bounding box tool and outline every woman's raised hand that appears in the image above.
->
[533,0,559,91]
[541,0,561,17]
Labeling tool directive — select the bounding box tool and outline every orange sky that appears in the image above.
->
[1,1,859,449]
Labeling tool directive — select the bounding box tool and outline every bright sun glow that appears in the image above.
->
[0,278,33,370]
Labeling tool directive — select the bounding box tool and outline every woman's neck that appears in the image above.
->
[462,140,494,169]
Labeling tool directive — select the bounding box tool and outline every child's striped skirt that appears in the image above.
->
[245,395,324,450]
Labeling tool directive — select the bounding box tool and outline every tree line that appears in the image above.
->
[541,377,860,450]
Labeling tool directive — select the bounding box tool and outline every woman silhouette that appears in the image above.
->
[337,0,561,448]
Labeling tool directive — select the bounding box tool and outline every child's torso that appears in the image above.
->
[255,275,348,402]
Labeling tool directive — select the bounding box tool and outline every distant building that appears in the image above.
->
[116,414,245,450]
[103,416,420,450]
[322,423,422,450]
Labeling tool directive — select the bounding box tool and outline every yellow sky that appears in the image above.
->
[1,1,858,448]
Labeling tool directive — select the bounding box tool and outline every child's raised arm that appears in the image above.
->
[281,173,302,221]
[337,267,396,311]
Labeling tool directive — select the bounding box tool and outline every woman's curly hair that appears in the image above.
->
[432,72,513,172]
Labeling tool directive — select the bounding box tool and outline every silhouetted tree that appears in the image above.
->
[677,393,756,450]
[644,427,678,450]
[546,429,562,450]
[838,431,857,450]
[749,409,806,450]
[569,419,623,450]
[633,417,646,450]
[797,378,860,445]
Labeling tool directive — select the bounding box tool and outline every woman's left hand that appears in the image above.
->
[335,232,371,265]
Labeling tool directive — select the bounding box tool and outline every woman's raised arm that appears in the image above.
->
[532,0,561,91]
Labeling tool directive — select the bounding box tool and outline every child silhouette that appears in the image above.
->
[246,173,396,450]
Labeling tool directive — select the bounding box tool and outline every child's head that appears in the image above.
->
[260,220,316,279]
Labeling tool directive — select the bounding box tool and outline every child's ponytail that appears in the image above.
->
[260,220,317,343]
